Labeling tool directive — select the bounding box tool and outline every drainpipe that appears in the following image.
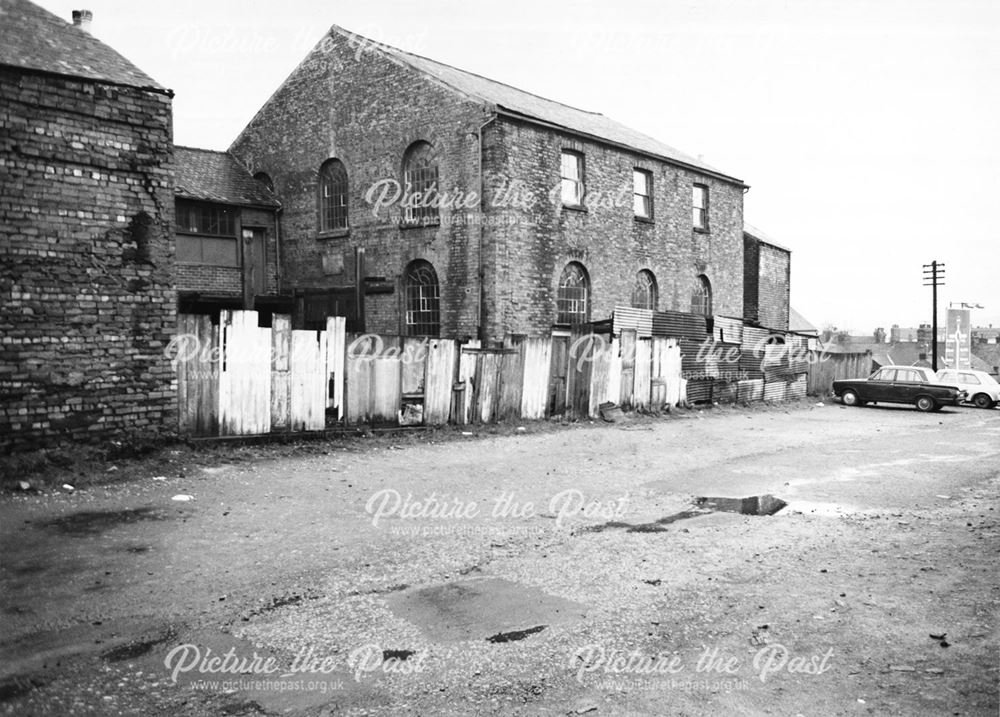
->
[274,205,283,296]
[476,110,497,344]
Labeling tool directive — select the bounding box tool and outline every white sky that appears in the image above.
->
[35,0,1000,334]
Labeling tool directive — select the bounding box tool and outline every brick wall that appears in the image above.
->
[229,31,487,339]
[743,235,790,330]
[482,117,746,337]
[0,67,176,451]
[229,32,746,341]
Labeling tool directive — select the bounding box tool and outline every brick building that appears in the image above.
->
[230,26,750,342]
[0,0,176,450]
[173,146,285,316]
[743,223,791,330]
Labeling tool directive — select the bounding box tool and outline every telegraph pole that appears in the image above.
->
[922,261,945,371]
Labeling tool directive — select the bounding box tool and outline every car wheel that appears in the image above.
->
[842,389,861,407]
[972,393,996,409]
[915,396,936,412]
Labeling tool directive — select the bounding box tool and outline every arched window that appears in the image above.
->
[253,172,274,193]
[404,260,440,336]
[631,270,657,310]
[402,141,439,225]
[318,159,348,232]
[557,262,590,325]
[691,274,712,317]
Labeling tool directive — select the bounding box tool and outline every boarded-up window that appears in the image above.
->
[404,260,440,336]
[557,262,590,325]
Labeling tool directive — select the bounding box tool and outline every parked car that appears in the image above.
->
[935,369,1000,409]
[833,366,967,412]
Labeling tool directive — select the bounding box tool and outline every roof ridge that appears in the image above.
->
[174,145,232,154]
[327,24,605,117]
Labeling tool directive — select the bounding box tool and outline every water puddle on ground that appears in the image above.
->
[385,577,586,643]
[36,507,170,536]
[584,494,787,533]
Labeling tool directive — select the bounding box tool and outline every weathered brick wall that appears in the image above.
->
[756,242,790,330]
[743,235,789,330]
[229,32,488,339]
[0,67,176,451]
[483,117,746,337]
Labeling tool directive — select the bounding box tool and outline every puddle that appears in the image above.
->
[583,496,786,534]
[385,577,585,643]
[0,676,46,704]
[101,628,176,662]
[696,495,787,516]
[37,508,169,536]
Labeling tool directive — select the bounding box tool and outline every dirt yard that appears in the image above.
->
[1,401,998,716]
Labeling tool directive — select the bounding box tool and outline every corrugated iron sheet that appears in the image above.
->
[686,378,713,403]
[713,316,744,344]
[737,379,764,402]
[612,306,654,338]
[763,381,788,402]
[652,310,708,340]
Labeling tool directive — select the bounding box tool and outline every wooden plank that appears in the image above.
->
[496,337,525,421]
[606,336,622,406]
[423,338,456,425]
[456,341,480,425]
[547,335,570,416]
[619,329,636,408]
[346,348,371,424]
[371,356,402,422]
[520,337,551,420]
[567,330,595,418]
[401,337,427,394]
[587,336,612,418]
[633,338,652,409]
[271,314,291,430]
[325,316,346,419]
[290,329,326,431]
[474,351,502,424]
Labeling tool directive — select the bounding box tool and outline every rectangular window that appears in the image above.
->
[633,169,652,219]
[176,200,238,266]
[560,151,584,207]
[693,184,709,230]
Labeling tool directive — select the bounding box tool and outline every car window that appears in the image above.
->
[959,373,981,385]
[873,369,894,381]
[897,369,917,382]
[938,371,956,382]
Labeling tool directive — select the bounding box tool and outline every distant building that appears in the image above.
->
[742,224,791,331]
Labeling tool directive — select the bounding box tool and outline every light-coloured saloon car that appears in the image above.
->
[935,369,1000,409]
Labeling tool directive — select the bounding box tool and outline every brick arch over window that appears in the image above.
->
[403,259,440,337]
[318,159,348,232]
[402,141,439,225]
[557,262,590,326]
[253,171,274,193]
[632,269,657,311]
[691,274,712,317]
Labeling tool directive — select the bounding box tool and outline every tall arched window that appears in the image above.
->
[631,270,657,310]
[691,274,712,316]
[402,141,439,225]
[404,260,440,336]
[557,262,590,325]
[318,159,348,232]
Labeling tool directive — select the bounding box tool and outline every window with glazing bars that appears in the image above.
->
[319,160,348,232]
[692,184,709,230]
[633,169,652,218]
[557,262,590,325]
[690,275,712,316]
[560,151,584,206]
[403,142,439,225]
[632,270,657,310]
[404,260,440,336]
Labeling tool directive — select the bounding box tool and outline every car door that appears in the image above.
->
[892,368,920,402]
[866,368,895,401]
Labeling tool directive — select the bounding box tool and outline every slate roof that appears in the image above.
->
[0,0,167,93]
[744,222,792,253]
[327,25,743,185]
[174,147,280,208]
[789,307,818,335]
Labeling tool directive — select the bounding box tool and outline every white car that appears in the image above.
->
[935,369,1000,409]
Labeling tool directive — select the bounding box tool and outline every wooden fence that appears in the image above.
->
[807,350,873,396]
[175,309,816,437]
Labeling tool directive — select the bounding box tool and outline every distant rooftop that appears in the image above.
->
[0,0,168,93]
[174,147,279,208]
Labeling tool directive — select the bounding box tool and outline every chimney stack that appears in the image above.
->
[72,10,93,32]
[890,324,900,343]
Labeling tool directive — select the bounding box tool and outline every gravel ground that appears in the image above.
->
[1,400,998,716]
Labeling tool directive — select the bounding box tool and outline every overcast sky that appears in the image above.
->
[35,0,1000,334]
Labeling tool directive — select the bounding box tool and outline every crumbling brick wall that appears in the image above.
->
[0,67,177,451]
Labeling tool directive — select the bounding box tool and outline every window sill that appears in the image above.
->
[561,204,587,214]
[634,216,654,225]
[318,228,350,239]
[693,227,710,235]
[399,219,441,230]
